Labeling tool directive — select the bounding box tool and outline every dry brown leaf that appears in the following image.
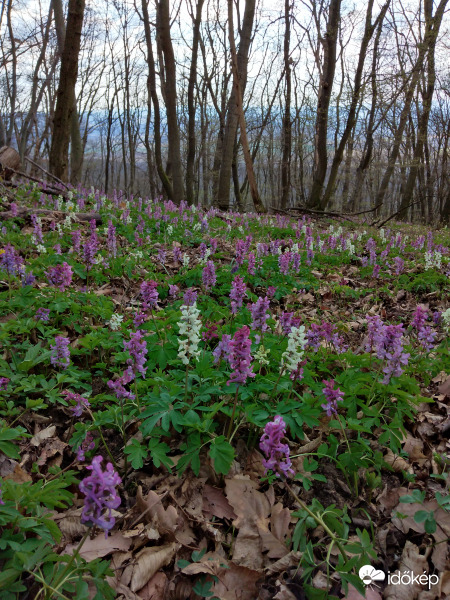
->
[137,572,168,600]
[383,541,428,600]
[392,499,450,543]
[135,487,178,535]
[122,543,178,592]
[225,477,269,569]
[203,484,236,520]
[265,551,302,575]
[439,570,450,597]
[65,532,131,561]
[53,508,88,540]
[384,448,414,474]
[4,463,32,483]
[343,584,382,600]
[30,425,56,446]
[184,553,260,600]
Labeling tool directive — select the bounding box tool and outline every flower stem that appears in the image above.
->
[285,482,349,565]
[226,387,240,440]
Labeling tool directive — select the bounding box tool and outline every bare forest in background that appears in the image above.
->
[1,0,449,222]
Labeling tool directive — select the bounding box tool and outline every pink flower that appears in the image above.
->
[227,326,255,386]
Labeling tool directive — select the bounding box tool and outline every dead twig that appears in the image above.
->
[24,156,70,189]
[370,199,421,228]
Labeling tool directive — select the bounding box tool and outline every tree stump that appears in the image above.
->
[0,146,21,181]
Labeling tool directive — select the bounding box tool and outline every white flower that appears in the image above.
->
[292,243,299,252]
[177,303,202,365]
[167,225,173,236]
[108,313,124,331]
[193,223,201,232]
[238,226,244,234]
[56,195,63,210]
[63,215,72,229]
[199,247,211,265]
[36,244,46,254]
[442,308,450,332]
[425,251,442,271]
[281,325,307,372]
[254,345,270,366]
[183,253,190,268]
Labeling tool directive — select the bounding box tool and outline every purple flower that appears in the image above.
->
[107,369,135,400]
[411,305,436,351]
[0,377,9,391]
[213,334,232,364]
[0,244,24,277]
[76,432,95,462]
[46,262,73,291]
[433,311,442,325]
[79,456,121,536]
[249,296,270,333]
[267,286,276,299]
[372,264,381,278]
[365,315,385,353]
[280,312,301,336]
[393,256,404,275]
[379,324,410,384]
[71,230,81,253]
[123,330,148,378]
[183,288,198,306]
[307,321,344,352]
[321,379,344,417]
[53,244,62,255]
[141,280,159,311]
[50,336,70,370]
[10,202,18,217]
[227,326,255,386]
[279,252,291,275]
[107,220,117,258]
[247,252,256,275]
[169,284,179,298]
[63,391,91,417]
[173,246,182,263]
[202,322,218,341]
[202,260,216,290]
[260,415,294,478]
[31,214,44,245]
[230,275,247,314]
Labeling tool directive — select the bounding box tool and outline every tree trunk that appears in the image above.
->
[280,0,292,210]
[226,0,266,213]
[141,0,173,199]
[157,0,184,204]
[49,0,85,182]
[398,0,444,220]
[307,0,341,209]
[372,0,448,213]
[320,0,390,210]
[186,0,204,205]
[217,0,256,211]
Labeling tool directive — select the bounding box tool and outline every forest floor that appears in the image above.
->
[0,184,449,600]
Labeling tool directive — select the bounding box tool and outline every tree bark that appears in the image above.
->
[320,0,390,210]
[186,0,205,205]
[49,0,85,182]
[141,0,173,199]
[157,0,185,203]
[217,0,256,211]
[280,0,292,210]
[226,0,265,213]
[398,0,444,221]
[372,0,448,213]
[307,0,341,209]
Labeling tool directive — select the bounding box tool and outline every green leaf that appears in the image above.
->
[209,436,235,475]
[124,440,148,469]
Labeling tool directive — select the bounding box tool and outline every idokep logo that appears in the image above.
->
[359,564,439,590]
[359,565,385,586]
